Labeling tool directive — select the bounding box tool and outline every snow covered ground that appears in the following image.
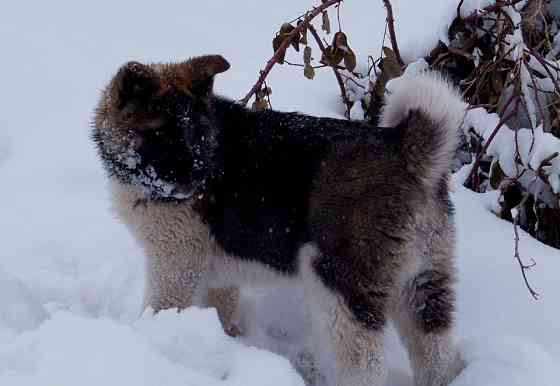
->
[1,0,559,385]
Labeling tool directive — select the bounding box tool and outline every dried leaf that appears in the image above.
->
[490,159,505,190]
[381,47,403,79]
[344,48,357,72]
[252,98,269,111]
[280,23,295,35]
[492,74,504,97]
[252,87,270,111]
[291,35,300,52]
[321,45,344,66]
[278,22,299,52]
[304,64,315,80]
[272,35,282,52]
[322,11,331,34]
[273,35,287,64]
[370,47,404,106]
[303,46,312,65]
[298,20,308,45]
[255,86,272,103]
[333,32,348,50]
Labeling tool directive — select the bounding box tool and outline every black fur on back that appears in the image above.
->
[192,98,406,275]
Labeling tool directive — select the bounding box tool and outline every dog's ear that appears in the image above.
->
[185,55,230,98]
[113,61,161,110]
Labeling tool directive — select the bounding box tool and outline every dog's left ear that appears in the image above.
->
[185,55,230,98]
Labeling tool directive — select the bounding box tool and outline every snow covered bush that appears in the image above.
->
[427,0,560,251]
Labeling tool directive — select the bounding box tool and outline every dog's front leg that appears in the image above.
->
[144,252,207,312]
[204,286,241,337]
[146,253,241,337]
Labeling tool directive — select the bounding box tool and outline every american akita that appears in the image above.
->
[92,55,466,386]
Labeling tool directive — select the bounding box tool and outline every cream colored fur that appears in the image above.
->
[109,178,294,334]
[109,178,242,332]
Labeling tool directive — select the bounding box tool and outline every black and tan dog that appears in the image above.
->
[93,55,466,386]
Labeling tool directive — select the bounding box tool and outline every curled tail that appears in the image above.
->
[380,72,467,190]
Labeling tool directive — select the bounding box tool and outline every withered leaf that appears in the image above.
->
[298,20,308,45]
[291,35,300,52]
[344,47,357,72]
[371,47,404,103]
[490,159,506,190]
[304,64,315,80]
[322,11,331,34]
[280,23,295,35]
[279,22,300,52]
[273,35,287,64]
[492,74,504,97]
[303,46,312,65]
[321,45,344,66]
[252,97,269,111]
[381,47,403,79]
[333,31,348,50]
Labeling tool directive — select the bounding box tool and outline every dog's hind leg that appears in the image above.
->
[299,244,387,386]
[392,268,464,386]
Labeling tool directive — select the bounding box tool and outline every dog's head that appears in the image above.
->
[93,55,230,199]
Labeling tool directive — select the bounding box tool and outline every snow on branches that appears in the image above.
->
[428,0,560,253]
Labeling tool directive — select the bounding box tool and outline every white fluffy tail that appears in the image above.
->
[380,72,467,190]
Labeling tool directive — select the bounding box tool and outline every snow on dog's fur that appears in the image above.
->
[92,56,466,386]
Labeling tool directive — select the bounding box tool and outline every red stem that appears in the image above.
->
[240,0,343,105]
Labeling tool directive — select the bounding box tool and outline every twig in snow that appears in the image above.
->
[512,198,540,300]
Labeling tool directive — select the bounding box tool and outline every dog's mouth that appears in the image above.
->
[134,166,205,201]
[162,179,205,200]
[119,148,204,200]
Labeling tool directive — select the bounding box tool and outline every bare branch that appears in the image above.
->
[381,0,405,67]
[457,0,465,19]
[240,0,344,106]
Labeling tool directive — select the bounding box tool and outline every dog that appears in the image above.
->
[92,55,466,386]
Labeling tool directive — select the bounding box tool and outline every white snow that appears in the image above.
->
[1,1,559,385]
[0,308,303,386]
[452,336,558,386]
[0,269,47,341]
